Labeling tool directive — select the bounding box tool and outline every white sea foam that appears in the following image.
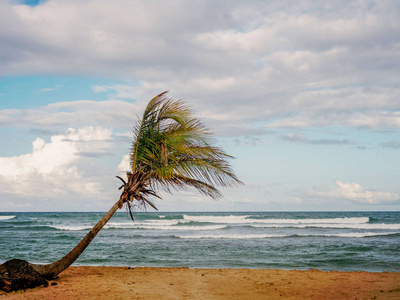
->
[0,215,16,220]
[177,231,398,239]
[253,217,370,224]
[145,220,184,226]
[297,232,399,238]
[251,223,400,230]
[172,225,226,231]
[183,215,251,223]
[183,215,369,225]
[52,225,92,231]
[106,222,138,228]
[177,234,286,239]
[107,224,226,231]
[108,220,180,227]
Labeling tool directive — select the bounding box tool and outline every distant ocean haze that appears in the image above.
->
[1,211,399,272]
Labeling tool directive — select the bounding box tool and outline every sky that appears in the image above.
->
[0,0,399,212]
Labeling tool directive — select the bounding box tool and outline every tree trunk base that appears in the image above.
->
[0,259,49,292]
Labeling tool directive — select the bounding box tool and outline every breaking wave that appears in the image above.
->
[106,224,226,231]
[183,215,370,225]
[251,223,400,230]
[51,225,92,231]
[0,215,16,220]
[176,232,399,239]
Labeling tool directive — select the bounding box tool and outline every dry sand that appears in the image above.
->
[1,267,399,299]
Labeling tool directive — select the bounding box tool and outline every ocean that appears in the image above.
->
[1,211,399,272]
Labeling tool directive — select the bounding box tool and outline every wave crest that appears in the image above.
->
[0,215,16,220]
[176,231,399,239]
[183,215,369,225]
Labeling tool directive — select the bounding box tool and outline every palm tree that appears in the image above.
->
[22,91,242,280]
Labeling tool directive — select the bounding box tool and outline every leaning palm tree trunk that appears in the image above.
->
[29,166,153,278]
[30,198,123,279]
[0,195,127,292]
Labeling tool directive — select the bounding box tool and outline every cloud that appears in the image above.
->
[381,140,400,149]
[84,84,400,136]
[75,152,114,158]
[0,0,237,77]
[38,87,57,92]
[117,154,130,173]
[0,126,113,198]
[91,85,109,93]
[308,181,400,204]
[0,0,399,133]
[233,136,266,147]
[268,110,400,129]
[28,128,62,136]
[264,86,400,129]
[0,99,145,130]
[281,133,352,145]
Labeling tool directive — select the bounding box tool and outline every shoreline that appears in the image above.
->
[2,266,400,299]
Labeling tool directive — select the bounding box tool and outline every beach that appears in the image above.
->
[2,266,400,299]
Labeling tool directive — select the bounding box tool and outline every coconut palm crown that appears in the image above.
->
[117,91,242,217]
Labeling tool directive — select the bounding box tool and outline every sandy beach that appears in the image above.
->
[1,267,399,299]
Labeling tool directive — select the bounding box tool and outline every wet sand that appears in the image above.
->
[2,267,400,299]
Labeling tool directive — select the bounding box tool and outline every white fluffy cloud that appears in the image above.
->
[117,154,130,173]
[308,181,400,204]
[0,127,113,198]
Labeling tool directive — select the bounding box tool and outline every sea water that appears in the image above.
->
[1,211,399,272]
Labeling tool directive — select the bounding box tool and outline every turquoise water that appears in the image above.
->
[1,211,399,272]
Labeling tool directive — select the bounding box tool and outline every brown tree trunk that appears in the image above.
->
[29,198,122,279]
